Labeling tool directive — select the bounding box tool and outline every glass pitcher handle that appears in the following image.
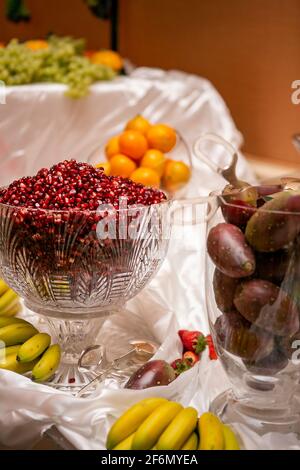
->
[193,133,238,181]
[170,195,218,226]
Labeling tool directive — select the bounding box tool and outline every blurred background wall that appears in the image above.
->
[1,0,300,166]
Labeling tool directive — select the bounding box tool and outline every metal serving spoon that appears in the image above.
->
[76,339,158,397]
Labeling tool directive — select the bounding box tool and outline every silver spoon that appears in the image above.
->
[76,340,158,397]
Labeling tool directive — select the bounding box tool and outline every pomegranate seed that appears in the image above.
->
[0,159,166,210]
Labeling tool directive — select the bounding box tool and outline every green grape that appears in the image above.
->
[0,35,116,98]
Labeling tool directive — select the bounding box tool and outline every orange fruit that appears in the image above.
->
[0,42,5,49]
[105,135,120,160]
[119,130,148,161]
[141,149,166,177]
[95,161,111,175]
[125,115,151,136]
[91,50,123,72]
[110,154,137,178]
[146,124,177,153]
[25,40,49,51]
[162,160,191,191]
[130,167,160,188]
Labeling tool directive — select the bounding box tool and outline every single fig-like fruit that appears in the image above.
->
[214,311,274,361]
[207,223,255,278]
[234,279,299,336]
[213,269,239,312]
[125,360,176,390]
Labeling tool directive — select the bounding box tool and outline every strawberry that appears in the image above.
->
[183,351,199,366]
[178,330,207,354]
[206,334,218,360]
[170,358,192,376]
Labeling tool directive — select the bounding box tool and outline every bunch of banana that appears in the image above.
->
[106,398,240,451]
[0,314,61,383]
[0,279,21,317]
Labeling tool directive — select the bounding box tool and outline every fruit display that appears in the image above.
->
[95,115,191,192]
[0,159,166,307]
[207,177,300,377]
[106,398,240,450]
[0,36,120,98]
[0,314,61,382]
[124,331,217,390]
[0,159,171,387]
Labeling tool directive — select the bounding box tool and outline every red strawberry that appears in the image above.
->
[170,358,192,376]
[206,334,218,360]
[178,330,207,354]
[183,351,199,366]
[171,358,182,370]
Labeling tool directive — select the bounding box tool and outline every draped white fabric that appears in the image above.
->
[1,68,297,450]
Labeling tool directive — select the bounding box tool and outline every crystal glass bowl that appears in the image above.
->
[0,199,171,388]
[205,186,300,433]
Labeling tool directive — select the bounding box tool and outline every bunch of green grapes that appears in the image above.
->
[0,36,116,98]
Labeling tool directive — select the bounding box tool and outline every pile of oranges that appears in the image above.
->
[96,115,191,192]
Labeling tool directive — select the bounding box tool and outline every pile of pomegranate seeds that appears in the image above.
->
[0,159,166,210]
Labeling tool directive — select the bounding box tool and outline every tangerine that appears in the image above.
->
[110,154,137,178]
[130,167,160,188]
[91,50,123,72]
[146,124,177,153]
[141,149,166,177]
[162,160,191,191]
[105,135,120,160]
[119,130,148,161]
[125,115,151,136]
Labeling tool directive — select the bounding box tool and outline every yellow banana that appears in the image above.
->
[198,412,224,450]
[113,433,135,450]
[0,302,22,318]
[222,424,240,450]
[181,432,199,450]
[17,333,51,363]
[0,344,21,362]
[0,322,38,346]
[32,344,61,383]
[0,316,30,328]
[132,401,183,450]
[0,289,19,314]
[0,352,38,374]
[106,397,168,450]
[0,279,9,296]
[157,407,198,450]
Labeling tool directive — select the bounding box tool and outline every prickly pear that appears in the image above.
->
[214,311,274,361]
[221,199,255,229]
[233,279,299,336]
[255,250,290,285]
[256,184,282,198]
[245,191,300,252]
[207,223,255,278]
[222,184,258,206]
[125,360,176,390]
[213,269,239,312]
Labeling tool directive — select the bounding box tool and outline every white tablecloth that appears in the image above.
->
[1,68,297,450]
